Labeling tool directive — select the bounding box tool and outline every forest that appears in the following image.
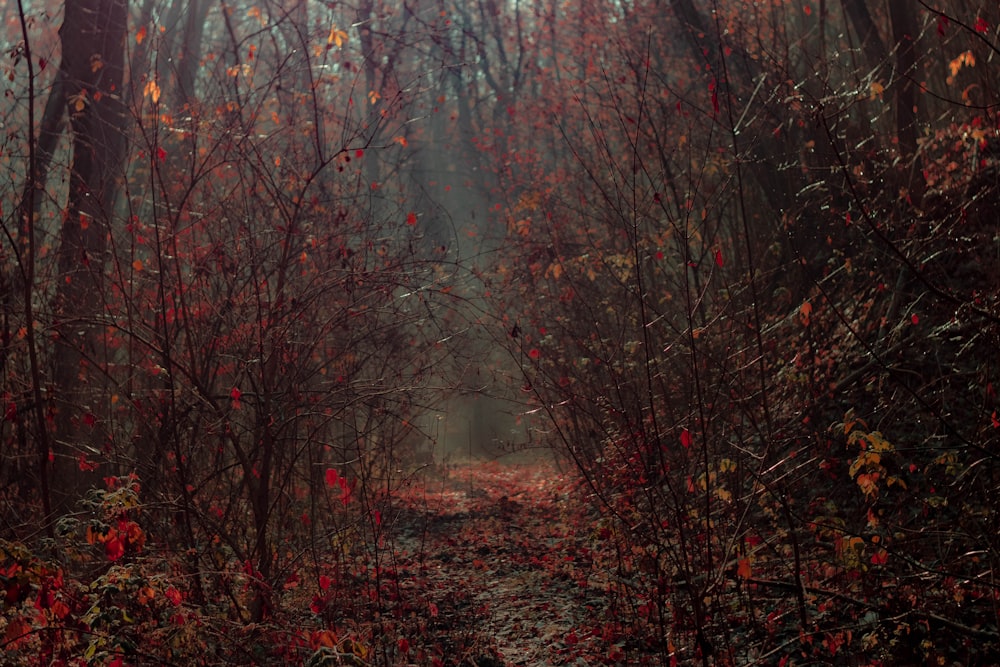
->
[1,0,999,664]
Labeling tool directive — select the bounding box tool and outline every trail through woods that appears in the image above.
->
[389,460,626,666]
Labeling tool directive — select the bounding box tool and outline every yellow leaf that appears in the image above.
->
[866,431,893,453]
[368,90,380,104]
[132,259,144,272]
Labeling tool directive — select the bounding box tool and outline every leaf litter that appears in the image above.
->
[388,460,625,666]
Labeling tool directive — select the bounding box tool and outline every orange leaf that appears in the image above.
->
[327,25,348,47]
[143,79,161,104]
[311,629,337,649]
[737,557,752,579]
[132,259,144,272]
[136,26,147,45]
[799,301,812,326]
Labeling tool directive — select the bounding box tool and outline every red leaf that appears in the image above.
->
[937,15,948,36]
[406,211,417,225]
[105,533,125,561]
[324,468,339,487]
[165,586,183,606]
[910,313,919,325]
[714,249,724,267]
[51,598,70,619]
[428,601,439,617]
[398,638,410,654]
[339,477,353,505]
[528,348,540,359]
[975,16,989,34]
[680,429,692,448]
[318,574,331,591]
[709,79,720,115]
[157,146,167,162]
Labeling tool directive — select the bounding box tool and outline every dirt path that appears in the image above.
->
[389,461,622,666]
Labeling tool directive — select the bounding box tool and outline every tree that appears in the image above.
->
[2,0,1000,663]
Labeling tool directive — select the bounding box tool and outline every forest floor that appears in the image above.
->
[387,459,630,666]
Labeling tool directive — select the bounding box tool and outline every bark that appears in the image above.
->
[889,0,923,197]
[178,0,209,106]
[51,0,129,504]
[4,0,62,525]
[839,0,889,72]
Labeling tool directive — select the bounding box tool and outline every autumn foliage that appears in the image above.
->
[2,0,1000,665]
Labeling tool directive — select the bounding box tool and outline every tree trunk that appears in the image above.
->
[839,0,888,73]
[51,0,128,506]
[889,0,923,199]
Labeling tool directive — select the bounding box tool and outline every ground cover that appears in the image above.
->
[384,460,630,666]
